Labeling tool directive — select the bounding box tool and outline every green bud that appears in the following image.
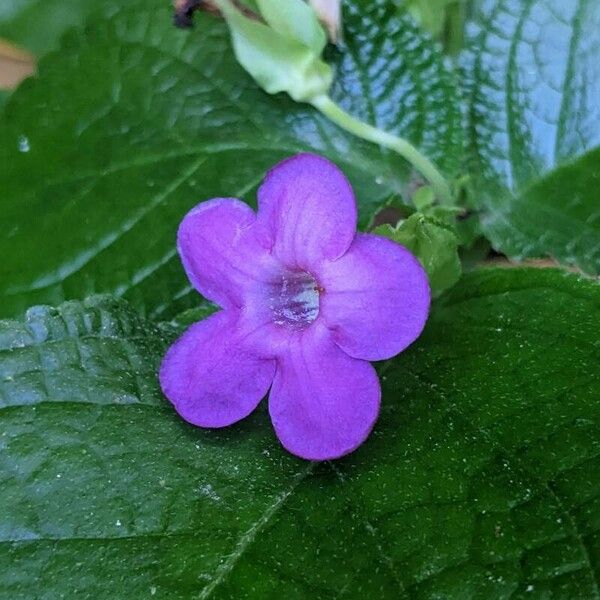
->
[374,213,461,294]
[213,0,332,102]
[412,185,435,211]
[256,0,327,54]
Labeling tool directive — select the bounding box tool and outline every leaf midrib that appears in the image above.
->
[198,462,315,599]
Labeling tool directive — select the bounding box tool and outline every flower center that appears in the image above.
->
[270,270,320,329]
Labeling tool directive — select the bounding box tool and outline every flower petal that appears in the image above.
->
[269,323,380,460]
[317,233,430,361]
[178,198,277,309]
[160,310,276,427]
[256,153,357,269]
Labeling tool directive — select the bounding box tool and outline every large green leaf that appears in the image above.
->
[2,268,599,598]
[0,0,462,320]
[466,0,600,273]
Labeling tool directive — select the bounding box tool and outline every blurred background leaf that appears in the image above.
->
[401,0,470,54]
[0,0,120,56]
[465,0,600,274]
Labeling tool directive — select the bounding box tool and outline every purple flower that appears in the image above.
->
[160,154,430,460]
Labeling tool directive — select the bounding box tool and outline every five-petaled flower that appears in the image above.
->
[160,154,430,460]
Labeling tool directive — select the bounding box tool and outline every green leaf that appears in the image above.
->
[375,213,462,293]
[168,301,219,329]
[405,0,458,36]
[0,295,173,409]
[2,268,599,597]
[0,0,115,56]
[412,184,435,211]
[0,0,462,320]
[466,0,600,273]
[0,88,9,109]
[0,296,309,598]
[455,214,492,270]
[402,0,467,55]
[481,148,600,273]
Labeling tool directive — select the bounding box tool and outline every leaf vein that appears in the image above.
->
[198,462,315,599]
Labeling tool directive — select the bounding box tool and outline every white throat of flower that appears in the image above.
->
[270,270,320,329]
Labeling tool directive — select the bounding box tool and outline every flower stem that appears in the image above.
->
[311,95,453,205]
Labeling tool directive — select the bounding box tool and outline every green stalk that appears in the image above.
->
[311,95,452,205]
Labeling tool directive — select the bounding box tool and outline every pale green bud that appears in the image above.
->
[212,0,333,102]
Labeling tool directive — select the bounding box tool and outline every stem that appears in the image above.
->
[311,95,452,205]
